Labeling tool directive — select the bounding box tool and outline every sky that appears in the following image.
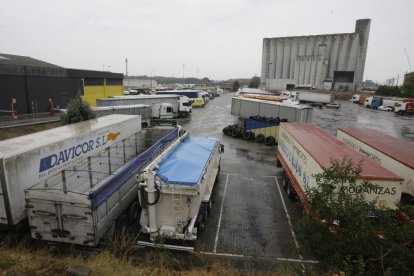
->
[1,0,413,83]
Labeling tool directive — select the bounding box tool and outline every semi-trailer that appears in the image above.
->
[231,97,313,123]
[337,127,414,202]
[0,115,141,230]
[137,134,222,246]
[277,123,404,211]
[227,96,312,145]
[96,95,192,118]
[297,91,334,104]
[92,104,152,126]
[25,122,182,246]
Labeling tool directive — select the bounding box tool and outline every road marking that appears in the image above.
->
[264,176,305,271]
[213,173,229,253]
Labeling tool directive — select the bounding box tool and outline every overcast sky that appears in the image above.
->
[1,0,413,83]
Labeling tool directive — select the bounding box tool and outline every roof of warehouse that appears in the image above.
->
[0,53,62,68]
[338,127,414,169]
[282,123,403,181]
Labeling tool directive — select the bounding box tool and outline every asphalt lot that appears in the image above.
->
[177,93,313,269]
[177,92,414,270]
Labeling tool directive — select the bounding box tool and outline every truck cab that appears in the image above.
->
[370,97,383,109]
[152,103,174,119]
[178,96,192,117]
[395,102,414,115]
[364,96,373,108]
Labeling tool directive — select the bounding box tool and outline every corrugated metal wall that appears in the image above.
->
[261,19,370,91]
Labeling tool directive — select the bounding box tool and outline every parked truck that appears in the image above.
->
[277,123,404,211]
[0,115,141,230]
[136,134,222,247]
[24,120,182,246]
[96,95,192,118]
[297,91,334,104]
[351,94,361,103]
[337,127,414,202]
[156,90,206,107]
[364,97,383,109]
[394,101,414,115]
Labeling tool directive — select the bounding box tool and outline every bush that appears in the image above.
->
[296,158,414,275]
[61,95,96,125]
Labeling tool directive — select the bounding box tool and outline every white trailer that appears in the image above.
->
[231,97,313,123]
[337,128,414,201]
[25,125,182,246]
[277,124,403,211]
[96,95,192,118]
[0,115,141,229]
[297,91,334,104]
[92,104,152,126]
[137,134,222,245]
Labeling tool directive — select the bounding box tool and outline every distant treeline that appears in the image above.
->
[127,75,251,86]
[375,74,414,98]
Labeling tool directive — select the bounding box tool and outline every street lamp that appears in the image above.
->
[267,62,272,92]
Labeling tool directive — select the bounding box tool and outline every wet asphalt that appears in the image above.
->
[176,93,312,271]
[176,93,414,271]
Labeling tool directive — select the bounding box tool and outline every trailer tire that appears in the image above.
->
[115,214,129,236]
[242,131,250,140]
[265,136,275,146]
[230,128,239,138]
[287,184,295,199]
[282,171,288,189]
[127,201,141,223]
[222,127,230,135]
[255,134,265,143]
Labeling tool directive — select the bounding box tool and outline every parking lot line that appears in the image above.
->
[264,176,305,271]
[198,251,319,264]
[213,173,229,253]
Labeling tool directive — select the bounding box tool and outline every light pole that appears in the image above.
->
[182,64,185,83]
[267,62,272,92]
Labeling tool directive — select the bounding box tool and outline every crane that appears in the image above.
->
[405,48,412,72]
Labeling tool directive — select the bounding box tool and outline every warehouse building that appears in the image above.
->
[0,53,124,115]
[260,19,370,92]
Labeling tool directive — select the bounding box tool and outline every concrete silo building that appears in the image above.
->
[260,19,370,91]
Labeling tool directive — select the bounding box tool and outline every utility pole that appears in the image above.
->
[125,58,128,76]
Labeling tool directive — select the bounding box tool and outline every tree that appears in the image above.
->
[375,85,402,97]
[296,158,414,275]
[248,76,261,88]
[402,74,414,98]
[60,94,96,125]
[232,80,240,92]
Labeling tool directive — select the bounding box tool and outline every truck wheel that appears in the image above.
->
[255,134,265,143]
[127,201,141,223]
[115,214,129,236]
[265,136,275,146]
[287,184,295,199]
[398,110,404,115]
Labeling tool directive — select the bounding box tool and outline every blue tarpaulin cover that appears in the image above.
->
[157,137,217,186]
